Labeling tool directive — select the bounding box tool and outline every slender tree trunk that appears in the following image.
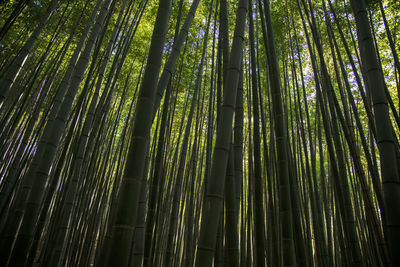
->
[350,1,400,265]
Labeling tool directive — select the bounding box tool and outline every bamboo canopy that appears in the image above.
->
[0,0,400,266]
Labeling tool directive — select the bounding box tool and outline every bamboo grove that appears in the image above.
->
[0,0,400,266]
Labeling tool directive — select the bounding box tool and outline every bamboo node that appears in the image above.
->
[207,194,223,200]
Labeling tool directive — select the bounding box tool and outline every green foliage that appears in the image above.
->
[1,0,400,265]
